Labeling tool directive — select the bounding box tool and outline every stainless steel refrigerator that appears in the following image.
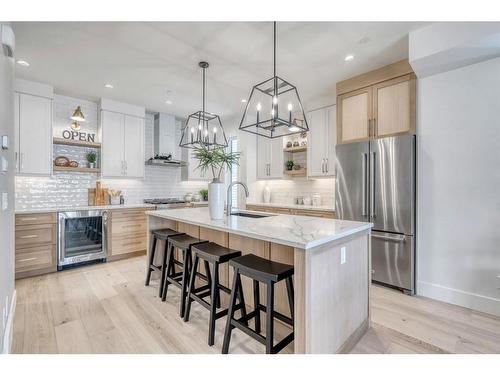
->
[335,135,416,294]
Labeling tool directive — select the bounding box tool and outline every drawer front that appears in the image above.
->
[111,209,148,222]
[293,209,335,218]
[112,219,147,236]
[111,234,147,255]
[16,224,56,248]
[16,244,55,274]
[16,212,56,226]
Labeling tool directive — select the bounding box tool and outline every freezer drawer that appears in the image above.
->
[371,231,414,292]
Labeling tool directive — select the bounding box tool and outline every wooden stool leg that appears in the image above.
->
[159,240,168,298]
[145,236,157,286]
[179,248,192,318]
[285,277,295,323]
[265,281,275,354]
[161,243,174,302]
[184,253,199,322]
[253,279,261,334]
[222,270,240,354]
[208,262,219,346]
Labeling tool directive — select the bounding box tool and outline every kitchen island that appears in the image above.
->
[146,207,372,354]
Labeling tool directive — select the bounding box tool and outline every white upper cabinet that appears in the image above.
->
[100,99,145,178]
[15,91,52,175]
[307,105,336,178]
[257,136,283,179]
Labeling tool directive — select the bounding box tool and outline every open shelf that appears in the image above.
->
[53,166,101,173]
[53,138,101,148]
[284,169,307,177]
[283,145,307,153]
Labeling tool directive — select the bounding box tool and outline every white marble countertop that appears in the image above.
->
[15,203,155,214]
[246,201,335,212]
[146,207,371,250]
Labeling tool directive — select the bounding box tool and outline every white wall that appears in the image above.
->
[417,56,500,316]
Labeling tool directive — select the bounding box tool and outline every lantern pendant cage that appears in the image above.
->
[239,22,308,138]
[180,61,228,149]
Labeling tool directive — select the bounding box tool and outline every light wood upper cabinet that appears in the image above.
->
[15,93,52,175]
[373,75,415,137]
[337,88,372,144]
[336,60,416,144]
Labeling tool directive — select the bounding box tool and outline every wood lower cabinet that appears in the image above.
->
[108,208,149,260]
[15,213,57,279]
[246,204,335,219]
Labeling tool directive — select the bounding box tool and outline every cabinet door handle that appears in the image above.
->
[19,257,38,262]
[20,152,24,171]
[373,118,377,137]
[20,217,38,222]
[20,234,38,239]
[15,152,18,171]
[325,158,329,173]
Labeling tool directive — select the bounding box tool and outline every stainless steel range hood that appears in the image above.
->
[146,112,186,167]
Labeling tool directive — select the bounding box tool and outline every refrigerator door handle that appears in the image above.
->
[370,151,376,219]
[372,233,407,242]
[362,153,367,217]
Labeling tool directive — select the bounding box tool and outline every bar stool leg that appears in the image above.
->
[179,247,192,318]
[253,280,261,334]
[208,262,219,346]
[161,243,174,302]
[145,236,157,286]
[183,253,199,322]
[236,274,247,321]
[159,240,168,298]
[222,270,240,354]
[265,281,275,354]
[285,277,295,323]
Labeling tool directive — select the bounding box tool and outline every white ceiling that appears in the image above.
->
[12,22,427,122]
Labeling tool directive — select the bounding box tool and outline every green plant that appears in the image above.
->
[192,145,240,181]
[199,188,209,201]
[86,151,97,163]
[285,160,294,170]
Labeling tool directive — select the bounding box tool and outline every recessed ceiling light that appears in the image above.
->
[165,100,173,105]
[17,59,30,67]
[241,99,247,103]
[104,83,114,89]
[344,55,354,62]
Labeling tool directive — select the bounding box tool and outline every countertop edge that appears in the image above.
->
[246,202,335,212]
[15,204,156,214]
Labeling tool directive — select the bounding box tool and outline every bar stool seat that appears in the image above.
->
[222,254,294,354]
[184,242,244,346]
[162,233,208,318]
[145,228,184,298]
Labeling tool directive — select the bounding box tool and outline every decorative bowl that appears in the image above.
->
[54,156,70,167]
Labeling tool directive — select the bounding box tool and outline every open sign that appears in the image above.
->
[62,130,96,143]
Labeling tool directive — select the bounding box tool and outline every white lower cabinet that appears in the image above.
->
[101,110,144,178]
[15,92,52,175]
[307,105,336,178]
[257,136,283,179]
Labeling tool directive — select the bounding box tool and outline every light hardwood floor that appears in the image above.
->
[12,256,500,354]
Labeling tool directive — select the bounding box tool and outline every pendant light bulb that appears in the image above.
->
[273,96,278,105]
[256,102,262,111]
[287,103,293,111]
[213,127,217,133]
[191,127,195,133]
[271,109,275,117]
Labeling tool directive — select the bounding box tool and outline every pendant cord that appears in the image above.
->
[202,66,206,115]
[273,21,276,77]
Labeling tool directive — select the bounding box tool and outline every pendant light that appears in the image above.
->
[179,61,228,149]
[239,22,308,138]
[70,106,85,122]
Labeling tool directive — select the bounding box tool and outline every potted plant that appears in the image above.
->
[86,151,97,169]
[199,188,209,201]
[192,145,240,220]
[285,160,294,171]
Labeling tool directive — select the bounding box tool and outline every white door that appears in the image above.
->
[307,108,327,177]
[325,105,336,177]
[269,137,284,178]
[18,93,52,175]
[256,135,271,179]
[101,110,125,177]
[124,115,145,178]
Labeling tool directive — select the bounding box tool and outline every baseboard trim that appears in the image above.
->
[2,289,16,354]
[418,280,500,317]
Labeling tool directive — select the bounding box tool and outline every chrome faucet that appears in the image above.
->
[226,181,249,216]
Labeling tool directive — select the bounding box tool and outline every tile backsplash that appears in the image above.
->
[15,94,207,210]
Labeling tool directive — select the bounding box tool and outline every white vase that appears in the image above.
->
[263,186,271,203]
[208,179,225,220]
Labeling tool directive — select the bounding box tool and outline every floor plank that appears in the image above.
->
[12,256,500,354]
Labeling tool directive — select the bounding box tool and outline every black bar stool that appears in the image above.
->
[161,233,208,317]
[145,228,184,298]
[184,242,244,346]
[222,254,294,354]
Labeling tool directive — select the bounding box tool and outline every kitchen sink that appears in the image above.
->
[230,211,270,219]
